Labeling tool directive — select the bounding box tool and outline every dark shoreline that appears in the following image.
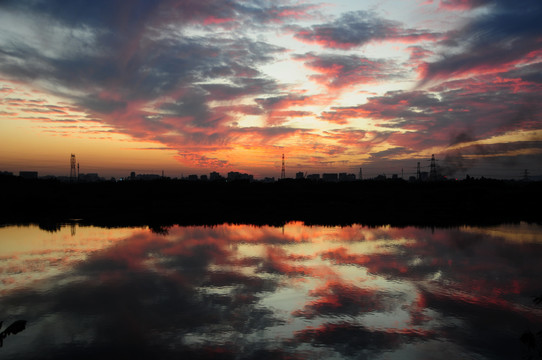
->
[1,175,541,230]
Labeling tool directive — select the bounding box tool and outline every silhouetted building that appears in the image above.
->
[19,171,38,179]
[40,175,57,180]
[262,177,275,183]
[0,171,13,177]
[295,172,304,180]
[375,174,387,181]
[339,173,356,182]
[130,172,136,180]
[322,173,338,182]
[187,174,198,181]
[227,171,239,181]
[306,174,320,181]
[200,175,208,181]
[210,171,223,181]
[135,174,161,181]
[78,173,101,182]
[227,172,253,182]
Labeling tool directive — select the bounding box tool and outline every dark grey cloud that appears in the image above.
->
[160,88,215,126]
[294,322,433,358]
[440,140,542,176]
[504,62,542,84]
[370,147,413,160]
[420,0,542,85]
[420,288,538,360]
[0,0,315,32]
[201,77,278,102]
[292,10,439,49]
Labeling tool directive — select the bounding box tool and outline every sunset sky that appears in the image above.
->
[1,0,541,179]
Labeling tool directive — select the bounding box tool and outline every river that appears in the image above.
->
[1,222,541,359]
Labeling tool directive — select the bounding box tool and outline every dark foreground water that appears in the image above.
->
[1,223,541,359]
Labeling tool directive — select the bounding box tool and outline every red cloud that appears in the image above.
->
[293,280,384,319]
[320,247,371,265]
[203,16,235,25]
[259,247,313,276]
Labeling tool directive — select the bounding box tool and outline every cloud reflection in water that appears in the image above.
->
[0,222,541,359]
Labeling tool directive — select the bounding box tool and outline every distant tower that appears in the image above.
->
[429,154,438,181]
[359,167,362,180]
[77,162,80,179]
[70,154,76,181]
[524,169,529,181]
[416,162,421,181]
[281,154,286,179]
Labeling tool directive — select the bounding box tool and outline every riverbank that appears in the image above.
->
[1,175,541,229]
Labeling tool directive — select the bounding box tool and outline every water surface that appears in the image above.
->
[1,223,541,359]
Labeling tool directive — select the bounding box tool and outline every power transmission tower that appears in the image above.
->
[359,167,362,180]
[416,162,421,181]
[429,154,438,181]
[70,154,76,181]
[281,154,286,179]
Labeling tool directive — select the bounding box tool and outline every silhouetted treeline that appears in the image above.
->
[1,174,541,228]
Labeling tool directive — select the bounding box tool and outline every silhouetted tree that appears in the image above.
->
[0,320,27,347]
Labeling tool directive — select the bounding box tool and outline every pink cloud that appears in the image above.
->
[295,53,398,90]
[438,0,490,10]
[203,16,235,25]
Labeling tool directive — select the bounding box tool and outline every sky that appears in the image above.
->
[0,0,541,179]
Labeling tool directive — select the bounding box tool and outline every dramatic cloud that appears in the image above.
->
[322,73,542,165]
[0,0,541,178]
[420,0,542,85]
